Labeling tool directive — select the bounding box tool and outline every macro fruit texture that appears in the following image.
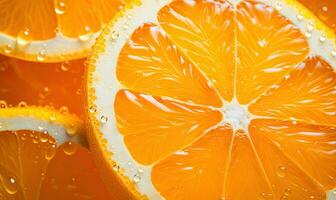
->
[87,0,336,199]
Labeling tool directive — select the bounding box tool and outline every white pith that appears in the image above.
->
[88,0,336,199]
[0,114,83,145]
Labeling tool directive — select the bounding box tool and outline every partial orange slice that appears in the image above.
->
[0,0,125,62]
[87,0,336,199]
[0,54,85,117]
[0,107,111,199]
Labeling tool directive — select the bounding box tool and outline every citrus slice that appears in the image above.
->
[0,54,85,117]
[0,107,111,199]
[0,0,126,62]
[87,0,336,199]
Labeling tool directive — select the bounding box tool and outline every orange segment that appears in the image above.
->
[116,23,222,107]
[225,133,272,200]
[56,0,122,37]
[0,0,56,40]
[39,143,111,200]
[0,55,85,117]
[157,0,235,101]
[0,130,55,199]
[236,0,309,104]
[152,126,233,200]
[115,89,222,165]
[251,119,336,190]
[249,56,336,127]
[249,119,325,199]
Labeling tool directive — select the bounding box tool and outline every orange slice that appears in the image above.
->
[0,0,126,62]
[0,54,85,117]
[87,0,336,199]
[0,107,111,199]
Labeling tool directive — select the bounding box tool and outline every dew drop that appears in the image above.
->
[20,133,27,141]
[49,113,57,121]
[319,34,326,43]
[66,124,78,136]
[55,1,66,15]
[305,32,312,38]
[100,115,108,124]
[297,14,303,21]
[0,175,18,195]
[17,28,31,47]
[111,31,120,41]
[62,141,77,155]
[275,3,282,10]
[60,61,70,71]
[40,131,49,143]
[37,50,46,61]
[89,105,97,113]
[45,144,57,160]
[17,101,27,108]
[0,100,8,108]
[113,164,120,171]
[78,26,92,42]
[331,50,336,57]
[309,195,315,199]
[123,23,129,30]
[138,168,144,174]
[277,165,286,177]
[59,106,69,114]
[3,44,12,54]
[318,6,328,21]
[306,23,314,33]
[127,14,132,19]
[32,135,40,144]
[133,173,141,183]
[284,188,291,196]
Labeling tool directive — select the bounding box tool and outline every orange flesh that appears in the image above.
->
[0,130,111,200]
[0,0,123,40]
[0,55,85,117]
[113,0,336,199]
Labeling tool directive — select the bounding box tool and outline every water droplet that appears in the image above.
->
[59,106,69,114]
[220,197,225,200]
[319,34,326,43]
[331,50,336,57]
[127,14,132,19]
[55,1,66,15]
[76,89,81,95]
[113,164,120,171]
[318,6,328,21]
[284,188,291,196]
[123,23,129,30]
[306,23,314,33]
[62,141,77,155]
[49,113,57,121]
[0,175,18,195]
[0,100,8,108]
[100,115,108,124]
[133,173,141,183]
[118,5,123,10]
[277,165,286,177]
[17,101,27,108]
[297,14,303,21]
[60,61,70,71]
[78,26,92,42]
[32,135,39,144]
[37,50,46,61]
[17,28,31,47]
[40,132,49,143]
[305,32,312,38]
[3,44,12,54]
[111,31,120,41]
[309,195,315,199]
[89,105,97,113]
[45,144,57,160]
[20,133,27,141]
[38,124,45,131]
[275,3,282,10]
[138,168,144,174]
[66,124,78,136]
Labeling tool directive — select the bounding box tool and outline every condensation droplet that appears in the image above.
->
[89,105,97,113]
[297,14,303,21]
[17,28,31,47]
[45,144,57,160]
[60,61,70,71]
[100,115,108,124]
[123,23,129,30]
[55,1,66,15]
[275,3,282,10]
[309,195,315,199]
[331,50,336,57]
[20,133,27,141]
[59,106,69,114]
[17,101,27,108]
[319,34,326,43]
[111,31,120,41]
[306,23,314,33]
[284,188,291,196]
[305,32,312,38]
[0,175,18,195]
[318,6,328,21]
[277,165,286,177]
[0,100,8,108]
[37,50,46,61]
[62,141,77,155]
[113,164,120,171]
[127,14,132,19]
[3,44,13,54]
[133,173,141,183]
[138,168,144,174]
[66,124,78,136]
[49,113,57,121]
[32,135,40,144]
[78,26,92,42]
